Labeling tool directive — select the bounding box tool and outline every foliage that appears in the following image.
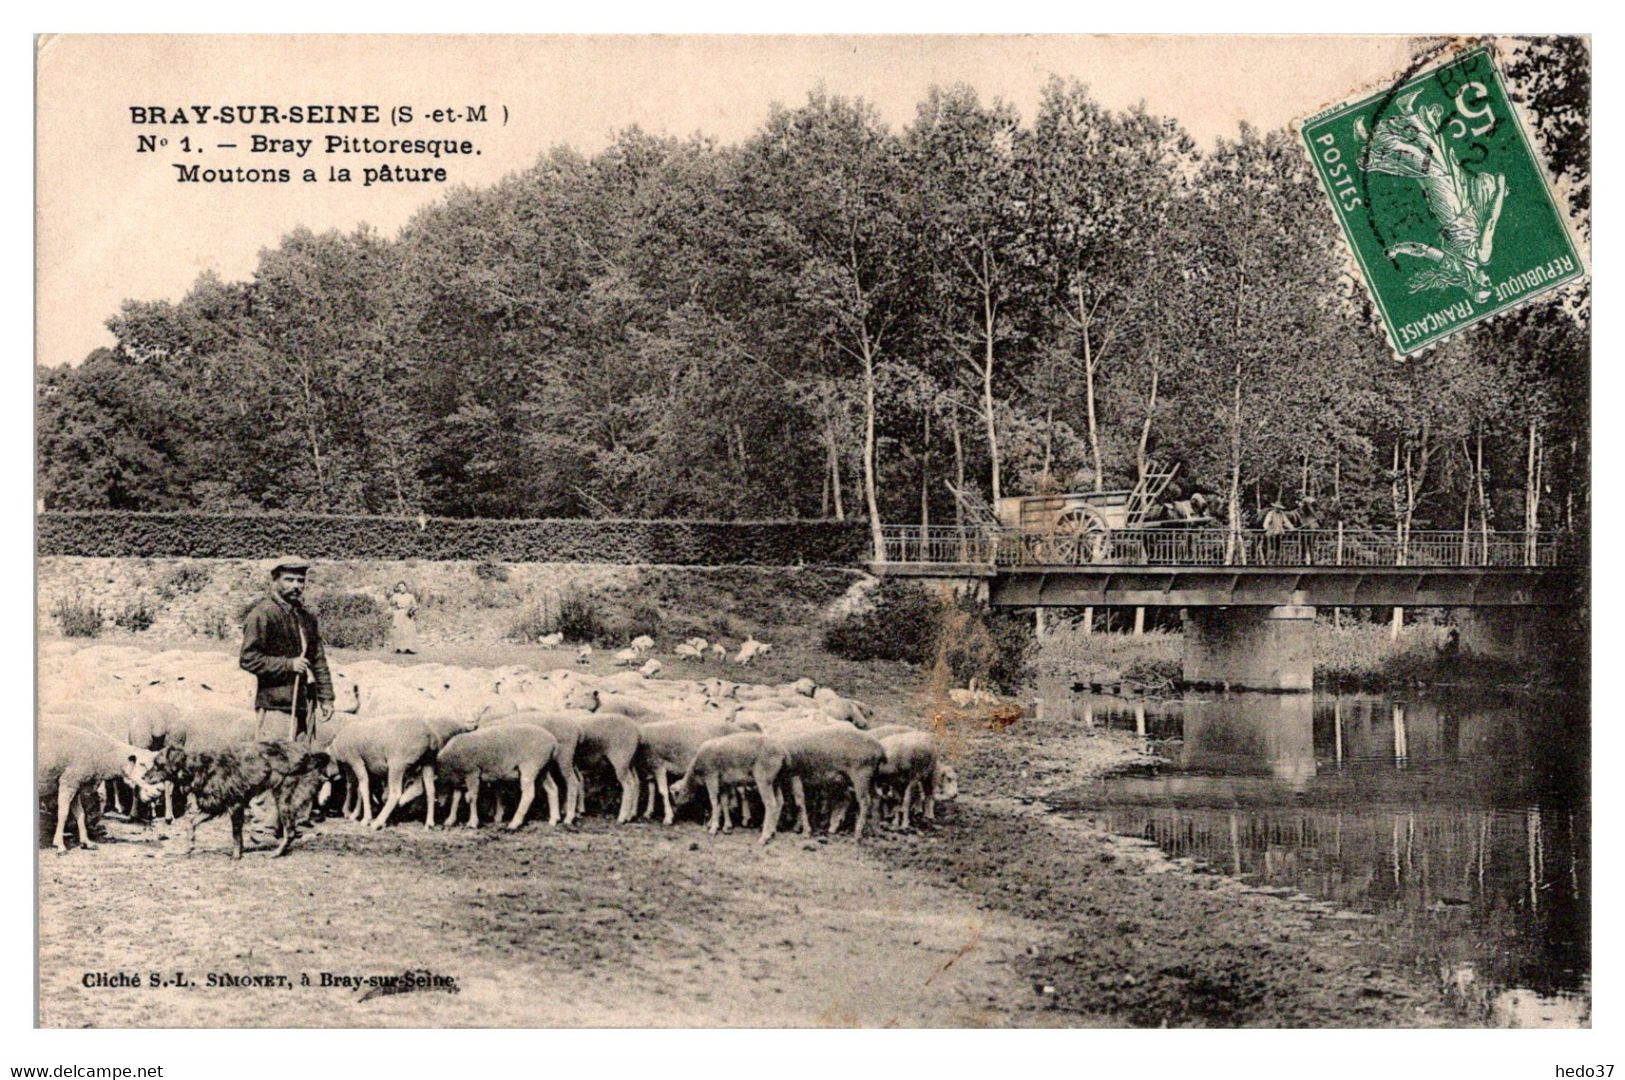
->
[311,592,392,650]
[159,563,213,599]
[51,596,103,638]
[37,48,1588,546]
[112,597,156,633]
[473,560,510,582]
[618,600,663,644]
[554,587,606,645]
[822,580,942,664]
[823,580,1032,691]
[1033,625,1183,679]
[505,602,555,645]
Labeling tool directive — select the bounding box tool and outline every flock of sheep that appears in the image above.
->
[560,632,773,679]
[37,640,957,855]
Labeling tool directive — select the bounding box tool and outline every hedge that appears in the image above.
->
[37,512,873,567]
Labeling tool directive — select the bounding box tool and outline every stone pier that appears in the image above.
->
[1181,605,1315,691]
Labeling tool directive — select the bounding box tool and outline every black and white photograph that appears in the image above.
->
[31,33,1591,1035]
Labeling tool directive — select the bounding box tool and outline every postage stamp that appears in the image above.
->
[1301,46,1585,357]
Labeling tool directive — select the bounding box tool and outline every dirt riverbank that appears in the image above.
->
[38,638,1467,1027]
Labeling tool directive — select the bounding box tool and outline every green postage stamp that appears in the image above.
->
[1301,46,1585,356]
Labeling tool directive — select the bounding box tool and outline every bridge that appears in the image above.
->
[874,524,1584,691]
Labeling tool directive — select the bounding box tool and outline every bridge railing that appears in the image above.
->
[878,525,998,566]
[880,524,1579,568]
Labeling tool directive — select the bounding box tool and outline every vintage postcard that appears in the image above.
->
[34,34,1590,1033]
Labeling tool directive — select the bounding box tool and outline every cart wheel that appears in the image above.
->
[1049,509,1111,564]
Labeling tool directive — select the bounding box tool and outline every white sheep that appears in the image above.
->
[638,659,663,679]
[673,643,704,661]
[634,717,754,824]
[329,714,470,830]
[538,632,565,649]
[778,726,885,840]
[572,713,643,823]
[668,733,789,845]
[701,678,739,701]
[875,731,956,829]
[575,645,593,666]
[476,710,585,826]
[630,635,655,653]
[733,637,768,665]
[708,643,727,662]
[813,687,874,729]
[613,648,639,667]
[38,723,162,852]
[435,725,562,831]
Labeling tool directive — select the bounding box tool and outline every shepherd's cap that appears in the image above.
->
[267,555,312,576]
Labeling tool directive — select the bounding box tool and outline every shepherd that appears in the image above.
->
[240,556,335,744]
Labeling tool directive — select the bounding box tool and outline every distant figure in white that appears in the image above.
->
[389,581,419,655]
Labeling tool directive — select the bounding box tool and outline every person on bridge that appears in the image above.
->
[240,556,335,744]
[1260,502,1295,565]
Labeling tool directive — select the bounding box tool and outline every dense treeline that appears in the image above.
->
[39,42,1588,559]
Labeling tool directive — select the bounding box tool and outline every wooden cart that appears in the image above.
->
[952,465,1212,565]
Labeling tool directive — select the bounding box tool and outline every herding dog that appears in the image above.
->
[143,741,334,859]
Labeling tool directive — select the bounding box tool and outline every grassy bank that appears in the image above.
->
[37,556,869,653]
[1033,613,1572,692]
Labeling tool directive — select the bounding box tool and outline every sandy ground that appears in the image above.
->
[37,638,1469,1028]
[40,806,1062,1028]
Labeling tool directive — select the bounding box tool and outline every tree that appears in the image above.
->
[1184,125,1354,561]
[909,85,1031,503]
[742,92,916,557]
[1024,81,1195,493]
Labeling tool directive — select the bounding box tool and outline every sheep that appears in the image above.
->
[668,733,788,845]
[40,699,181,819]
[162,705,261,752]
[684,636,709,652]
[708,643,727,662]
[630,635,655,653]
[498,683,599,716]
[735,708,838,738]
[538,632,565,649]
[571,712,643,823]
[328,714,468,830]
[435,726,561,831]
[700,678,739,701]
[778,726,885,840]
[478,711,585,826]
[595,692,661,722]
[634,717,753,825]
[875,732,955,829]
[613,648,639,667]
[733,637,772,665]
[673,643,704,661]
[787,677,818,698]
[812,688,873,729]
[638,659,663,679]
[861,723,915,742]
[38,723,162,853]
[575,645,593,665]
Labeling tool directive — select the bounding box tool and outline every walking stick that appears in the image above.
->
[291,618,308,743]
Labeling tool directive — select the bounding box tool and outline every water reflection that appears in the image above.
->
[1042,685,1589,1026]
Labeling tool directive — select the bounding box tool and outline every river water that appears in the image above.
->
[1038,684,1590,1027]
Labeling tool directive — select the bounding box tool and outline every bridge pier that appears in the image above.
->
[1181,605,1315,692]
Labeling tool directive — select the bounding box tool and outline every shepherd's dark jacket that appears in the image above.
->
[239,592,335,714]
